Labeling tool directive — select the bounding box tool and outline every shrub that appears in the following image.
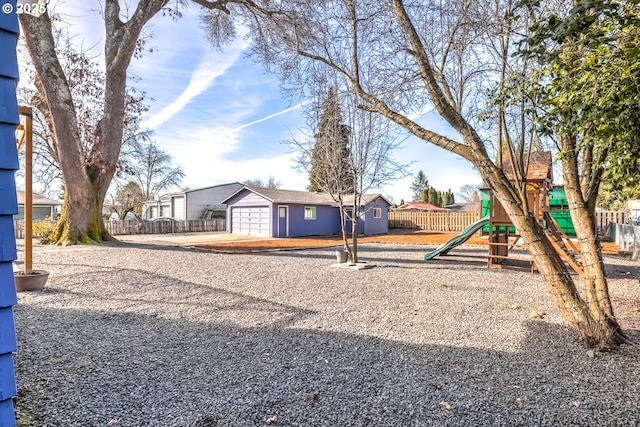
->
[31,219,57,242]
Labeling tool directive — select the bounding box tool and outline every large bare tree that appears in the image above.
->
[17,33,149,199]
[203,0,628,346]
[18,0,248,245]
[19,3,173,244]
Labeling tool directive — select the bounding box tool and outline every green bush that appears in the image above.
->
[31,219,57,241]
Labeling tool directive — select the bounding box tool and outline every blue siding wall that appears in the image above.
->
[345,208,365,235]
[0,1,20,424]
[225,189,388,238]
[363,197,389,236]
[285,204,341,237]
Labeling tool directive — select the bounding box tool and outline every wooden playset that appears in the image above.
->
[486,152,584,276]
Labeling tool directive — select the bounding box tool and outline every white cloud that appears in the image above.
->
[141,39,248,130]
[156,124,304,191]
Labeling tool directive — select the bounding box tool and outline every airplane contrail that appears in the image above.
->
[231,101,309,132]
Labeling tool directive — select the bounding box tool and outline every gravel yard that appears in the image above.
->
[13,241,640,426]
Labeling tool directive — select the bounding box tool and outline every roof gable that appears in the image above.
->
[502,151,553,182]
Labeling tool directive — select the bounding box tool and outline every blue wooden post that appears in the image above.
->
[0,0,21,425]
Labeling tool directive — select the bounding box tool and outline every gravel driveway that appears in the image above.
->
[13,241,640,426]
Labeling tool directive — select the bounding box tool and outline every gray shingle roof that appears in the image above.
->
[16,190,63,206]
[245,186,336,204]
[224,186,389,206]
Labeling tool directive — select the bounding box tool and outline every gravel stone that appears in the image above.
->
[13,241,640,426]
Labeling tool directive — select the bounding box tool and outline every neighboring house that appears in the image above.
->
[143,182,243,220]
[15,190,62,220]
[397,202,449,211]
[221,186,391,238]
[445,202,480,212]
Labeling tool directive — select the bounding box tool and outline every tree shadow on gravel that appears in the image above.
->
[103,240,197,253]
[14,300,640,426]
[603,259,640,279]
[255,245,490,270]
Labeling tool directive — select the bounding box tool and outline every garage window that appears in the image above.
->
[304,206,316,220]
[373,207,382,218]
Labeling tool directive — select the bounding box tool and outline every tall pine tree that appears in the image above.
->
[308,89,354,193]
[410,170,429,202]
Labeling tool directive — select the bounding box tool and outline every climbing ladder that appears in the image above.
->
[543,211,584,277]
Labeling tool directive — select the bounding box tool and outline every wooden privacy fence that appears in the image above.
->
[13,221,24,239]
[595,210,625,231]
[389,211,480,232]
[14,219,227,237]
[105,219,226,235]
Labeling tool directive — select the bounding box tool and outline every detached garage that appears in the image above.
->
[222,186,390,238]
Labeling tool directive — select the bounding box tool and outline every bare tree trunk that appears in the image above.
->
[51,174,110,244]
[350,194,359,264]
[489,186,597,337]
[338,198,350,258]
[20,12,102,244]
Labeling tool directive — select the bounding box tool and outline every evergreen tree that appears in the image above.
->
[427,187,438,206]
[410,170,429,202]
[308,89,353,192]
[446,189,455,205]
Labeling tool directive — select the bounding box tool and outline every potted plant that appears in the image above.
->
[335,247,349,264]
[14,219,49,292]
[14,267,49,292]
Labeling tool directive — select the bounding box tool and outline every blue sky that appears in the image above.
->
[36,1,481,203]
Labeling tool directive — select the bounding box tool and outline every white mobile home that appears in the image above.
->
[143,182,243,220]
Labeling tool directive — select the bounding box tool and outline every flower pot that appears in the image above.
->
[336,250,349,263]
[14,270,49,292]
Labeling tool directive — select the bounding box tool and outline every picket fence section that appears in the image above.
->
[13,220,55,239]
[14,219,226,238]
[388,211,480,232]
[594,210,626,231]
[105,219,226,236]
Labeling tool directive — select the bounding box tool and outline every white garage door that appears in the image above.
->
[231,206,270,236]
